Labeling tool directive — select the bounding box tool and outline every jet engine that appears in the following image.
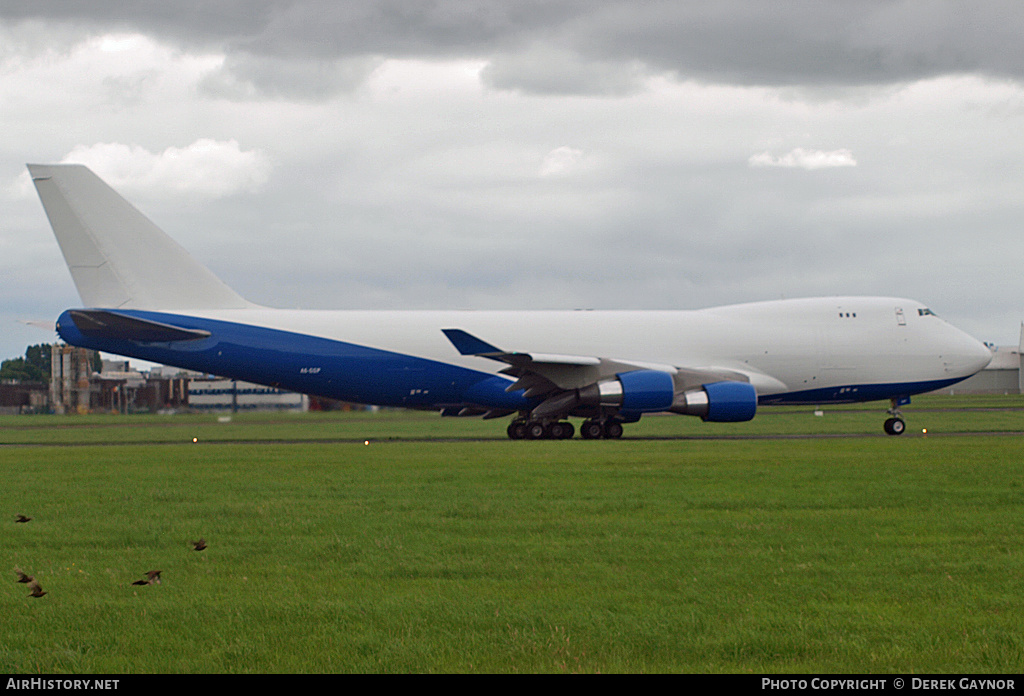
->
[570,370,757,422]
[669,380,758,422]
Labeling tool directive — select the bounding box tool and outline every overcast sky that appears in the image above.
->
[2,1,1023,368]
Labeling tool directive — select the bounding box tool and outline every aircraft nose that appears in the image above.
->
[969,337,994,372]
[954,332,993,376]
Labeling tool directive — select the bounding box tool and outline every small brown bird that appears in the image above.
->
[15,515,31,523]
[132,570,162,586]
[14,568,34,584]
[27,580,46,598]
[191,539,207,551]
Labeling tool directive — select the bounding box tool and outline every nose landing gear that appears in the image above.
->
[883,398,907,435]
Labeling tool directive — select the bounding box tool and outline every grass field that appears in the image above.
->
[2,396,1023,673]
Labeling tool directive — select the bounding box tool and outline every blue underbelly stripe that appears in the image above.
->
[758,378,966,405]
[57,309,531,410]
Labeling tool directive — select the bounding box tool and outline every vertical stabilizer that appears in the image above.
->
[28,163,252,310]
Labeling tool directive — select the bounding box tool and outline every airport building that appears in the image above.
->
[0,381,49,415]
[188,379,308,412]
[26,343,309,414]
[51,344,96,414]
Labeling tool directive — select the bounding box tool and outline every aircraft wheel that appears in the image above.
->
[525,421,548,440]
[883,417,906,436]
[603,421,624,439]
[507,420,527,440]
[548,421,574,440]
[581,420,604,439]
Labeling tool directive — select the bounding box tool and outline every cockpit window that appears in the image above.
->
[918,308,937,316]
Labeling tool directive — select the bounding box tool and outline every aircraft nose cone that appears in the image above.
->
[968,337,994,372]
[955,333,993,376]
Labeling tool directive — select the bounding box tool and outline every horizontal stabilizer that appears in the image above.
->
[66,310,211,342]
[18,319,57,332]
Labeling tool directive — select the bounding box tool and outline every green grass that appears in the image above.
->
[3,394,1023,445]
[2,398,1024,673]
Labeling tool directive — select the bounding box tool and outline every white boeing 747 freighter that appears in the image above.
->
[28,164,991,439]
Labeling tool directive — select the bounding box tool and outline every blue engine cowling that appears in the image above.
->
[617,369,676,412]
[575,370,757,422]
[670,380,758,422]
[580,369,676,414]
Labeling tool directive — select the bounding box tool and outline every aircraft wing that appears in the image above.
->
[442,328,600,366]
[443,327,625,392]
[442,328,764,421]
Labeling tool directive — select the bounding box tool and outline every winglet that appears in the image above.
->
[441,328,503,356]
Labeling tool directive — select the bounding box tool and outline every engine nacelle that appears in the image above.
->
[559,371,757,422]
[578,369,676,414]
[670,380,757,422]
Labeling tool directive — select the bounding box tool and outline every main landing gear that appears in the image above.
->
[883,398,907,436]
[579,418,623,439]
[507,417,624,440]
[507,419,574,440]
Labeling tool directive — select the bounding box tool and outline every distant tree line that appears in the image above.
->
[0,344,102,382]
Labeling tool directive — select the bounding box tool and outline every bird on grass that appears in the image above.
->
[191,539,207,551]
[14,568,34,584]
[131,570,162,586]
[14,515,31,523]
[27,580,46,598]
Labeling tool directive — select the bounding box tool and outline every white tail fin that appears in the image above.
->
[28,163,252,310]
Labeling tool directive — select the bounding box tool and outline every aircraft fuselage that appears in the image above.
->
[57,295,991,414]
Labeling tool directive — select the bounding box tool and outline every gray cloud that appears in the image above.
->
[3,1,1023,97]
[568,1,1024,87]
[1,1,1022,365]
[200,52,384,100]
[480,45,650,96]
